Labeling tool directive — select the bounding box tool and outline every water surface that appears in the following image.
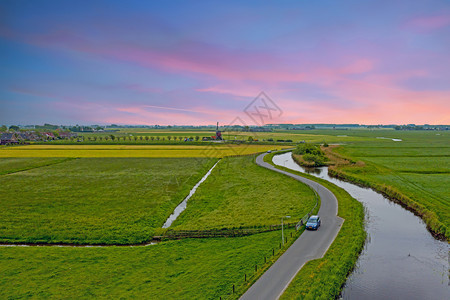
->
[273,152,449,300]
[162,160,220,228]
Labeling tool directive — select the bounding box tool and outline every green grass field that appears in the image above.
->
[0,157,73,175]
[0,144,284,158]
[0,157,216,244]
[0,230,295,299]
[77,129,375,144]
[331,130,450,239]
[1,129,446,298]
[172,155,316,230]
[0,153,307,299]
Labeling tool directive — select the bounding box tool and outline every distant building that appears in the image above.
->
[249,127,272,132]
[58,131,78,139]
[0,133,18,145]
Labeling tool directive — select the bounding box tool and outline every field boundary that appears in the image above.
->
[155,223,298,240]
[0,158,76,176]
[0,224,299,247]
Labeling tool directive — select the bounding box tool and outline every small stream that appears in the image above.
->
[273,152,449,300]
[162,160,220,228]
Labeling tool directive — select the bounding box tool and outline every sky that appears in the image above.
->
[1,0,449,126]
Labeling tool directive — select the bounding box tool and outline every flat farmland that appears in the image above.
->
[172,155,316,230]
[0,230,294,299]
[0,157,72,175]
[0,152,307,299]
[0,144,284,158]
[333,131,450,239]
[0,157,216,244]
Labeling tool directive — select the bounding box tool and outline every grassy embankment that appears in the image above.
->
[0,157,216,244]
[264,151,366,299]
[327,131,449,240]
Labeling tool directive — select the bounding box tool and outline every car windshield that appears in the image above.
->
[308,218,318,223]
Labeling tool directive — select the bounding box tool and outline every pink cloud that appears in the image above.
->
[19,30,312,84]
[339,59,375,75]
[277,75,450,124]
[4,21,449,125]
[196,85,262,99]
[112,104,243,126]
[404,14,450,32]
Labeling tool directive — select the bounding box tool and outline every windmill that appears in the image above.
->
[215,122,222,140]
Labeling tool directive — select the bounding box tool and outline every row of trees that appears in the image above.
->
[81,135,202,142]
[1,125,18,132]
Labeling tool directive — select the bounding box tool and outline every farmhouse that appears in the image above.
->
[0,133,19,145]
[58,131,78,139]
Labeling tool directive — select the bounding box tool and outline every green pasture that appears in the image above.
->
[0,157,216,244]
[172,155,317,230]
[0,144,284,158]
[332,130,449,239]
[0,157,72,175]
[0,230,296,299]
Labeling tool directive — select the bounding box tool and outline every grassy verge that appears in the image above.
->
[0,157,216,244]
[265,152,366,299]
[171,155,316,230]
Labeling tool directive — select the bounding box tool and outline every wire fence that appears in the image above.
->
[155,223,298,240]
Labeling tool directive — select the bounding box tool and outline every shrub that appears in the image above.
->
[293,143,325,156]
[303,154,325,166]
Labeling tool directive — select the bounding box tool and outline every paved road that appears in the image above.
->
[241,153,344,300]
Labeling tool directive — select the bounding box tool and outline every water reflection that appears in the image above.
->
[273,152,449,300]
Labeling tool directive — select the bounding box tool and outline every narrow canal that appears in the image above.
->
[273,152,449,300]
[162,159,220,228]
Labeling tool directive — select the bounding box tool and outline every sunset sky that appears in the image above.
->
[1,0,449,126]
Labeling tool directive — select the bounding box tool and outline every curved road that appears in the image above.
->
[241,153,344,300]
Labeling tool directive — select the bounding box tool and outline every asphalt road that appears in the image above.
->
[241,153,344,300]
